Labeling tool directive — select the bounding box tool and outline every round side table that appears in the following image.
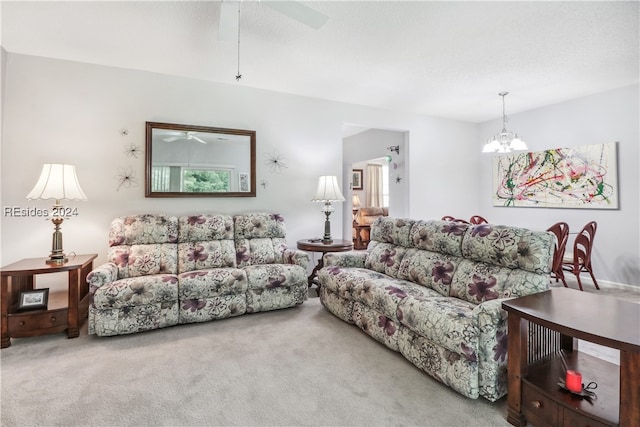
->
[297,238,353,291]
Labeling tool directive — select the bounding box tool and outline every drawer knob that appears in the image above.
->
[50,317,56,322]
[531,400,542,409]
[19,321,25,326]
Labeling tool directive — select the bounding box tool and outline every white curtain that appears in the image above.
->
[366,164,383,207]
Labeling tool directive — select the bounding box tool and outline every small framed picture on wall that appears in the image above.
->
[352,169,363,190]
[239,173,250,192]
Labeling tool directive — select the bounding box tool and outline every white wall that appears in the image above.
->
[1,53,477,269]
[478,84,640,287]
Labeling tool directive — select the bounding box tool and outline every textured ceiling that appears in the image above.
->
[1,1,638,123]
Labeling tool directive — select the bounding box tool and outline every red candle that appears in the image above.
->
[565,370,582,393]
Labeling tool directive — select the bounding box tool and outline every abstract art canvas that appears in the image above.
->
[493,142,618,209]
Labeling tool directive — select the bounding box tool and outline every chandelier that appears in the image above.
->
[482,92,527,153]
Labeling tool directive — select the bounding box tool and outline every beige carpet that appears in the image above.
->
[1,296,510,427]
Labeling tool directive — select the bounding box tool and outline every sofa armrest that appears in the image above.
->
[472,298,510,401]
[323,251,367,268]
[86,262,118,294]
[283,249,310,270]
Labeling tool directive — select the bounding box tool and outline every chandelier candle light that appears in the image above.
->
[26,164,87,264]
[312,176,345,244]
[482,91,528,153]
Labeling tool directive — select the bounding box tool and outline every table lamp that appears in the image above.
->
[26,164,87,264]
[352,194,361,224]
[311,175,345,243]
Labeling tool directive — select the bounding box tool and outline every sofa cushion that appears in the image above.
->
[368,217,415,247]
[242,263,306,290]
[178,268,248,323]
[177,214,236,273]
[92,274,179,309]
[178,268,248,298]
[108,215,179,279]
[461,224,553,274]
[397,248,461,297]
[319,267,443,321]
[397,297,479,360]
[449,260,512,305]
[178,214,235,242]
[364,241,408,278]
[410,220,469,257]
[108,244,178,279]
[234,213,288,267]
[109,214,178,246]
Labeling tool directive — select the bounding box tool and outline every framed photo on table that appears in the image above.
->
[17,288,49,311]
[352,169,363,190]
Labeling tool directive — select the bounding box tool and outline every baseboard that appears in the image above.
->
[568,275,640,292]
[597,280,640,292]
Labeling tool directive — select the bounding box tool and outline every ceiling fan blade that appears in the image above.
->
[262,1,328,29]
[218,0,240,41]
[192,136,207,144]
[164,136,181,142]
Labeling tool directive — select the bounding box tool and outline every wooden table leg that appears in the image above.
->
[1,276,10,349]
[619,349,640,426]
[307,255,325,290]
[507,313,528,427]
[67,267,80,339]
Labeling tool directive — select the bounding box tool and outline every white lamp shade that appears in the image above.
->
[312,175,345,202]
[482,139,501,153]
[509,136,528,151]
[352,194,361,208]
[26,164,88,201]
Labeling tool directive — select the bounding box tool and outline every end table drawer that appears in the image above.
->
[522,383,559,427]
[562,407,609,427]
[9,309,67,332]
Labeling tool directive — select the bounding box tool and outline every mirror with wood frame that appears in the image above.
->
[145,121,256,197]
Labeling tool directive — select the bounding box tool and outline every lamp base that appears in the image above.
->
[46,216,68,264]
[46,254,68,265]
[322,209,333,244]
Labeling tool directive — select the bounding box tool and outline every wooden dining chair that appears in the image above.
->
[546,222,569,288]
[441,215,456,221]
[469,215,488,225]
[562,221,599,291]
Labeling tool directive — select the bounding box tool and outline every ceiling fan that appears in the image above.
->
[163,131,207,144]
[218,0,329,41]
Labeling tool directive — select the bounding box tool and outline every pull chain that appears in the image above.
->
[235,2,242,81]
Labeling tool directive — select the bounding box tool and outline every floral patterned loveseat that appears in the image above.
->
[87,213,309,336]
[317,217,554,402]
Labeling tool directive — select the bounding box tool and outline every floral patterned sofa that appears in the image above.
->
[87,213,309,336]
[317,217,554,402]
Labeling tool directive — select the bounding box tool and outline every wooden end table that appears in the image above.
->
[297,239,353,290]
[353,223,371,250]
[1,254,97,348]
[502,288,639,427]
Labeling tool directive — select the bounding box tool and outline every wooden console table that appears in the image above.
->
[502,288,639,427]
[1,254,97,348]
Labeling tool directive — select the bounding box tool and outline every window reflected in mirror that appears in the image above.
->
[145,122,256,197]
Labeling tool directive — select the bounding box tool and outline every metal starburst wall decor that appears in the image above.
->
[264,149,288,173]
[116,167,137,191]
[124,143,142,158]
